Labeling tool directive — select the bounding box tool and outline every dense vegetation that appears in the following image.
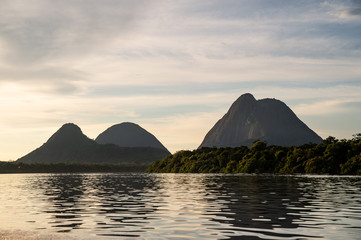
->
[146,135,361,175]
[0,162,148,173]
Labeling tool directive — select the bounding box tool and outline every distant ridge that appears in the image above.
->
[17,123,170,164]
[96,122,170,154]
[199,93,322,148]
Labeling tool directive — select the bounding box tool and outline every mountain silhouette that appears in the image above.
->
[199,93,322,148]
[17,123,170,164]
[96,122,170,154]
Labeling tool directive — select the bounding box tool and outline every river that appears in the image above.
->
[0,173,360,239]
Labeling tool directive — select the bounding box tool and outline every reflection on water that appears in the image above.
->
[0,173,360,239]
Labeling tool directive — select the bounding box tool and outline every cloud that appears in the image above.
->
[349,0,361,16]
[348,3,361,16]
[0,0,150,65]
[325,0,361,19]
[0,0,155,94]
[293,99,360,116]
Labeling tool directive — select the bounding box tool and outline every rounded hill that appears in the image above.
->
[95,122,170,154]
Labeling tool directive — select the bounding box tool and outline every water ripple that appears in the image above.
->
[0,173,360,239]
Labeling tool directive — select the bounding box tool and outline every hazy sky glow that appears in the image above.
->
[1,0,361,160]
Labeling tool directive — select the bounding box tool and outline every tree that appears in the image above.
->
[340,154,361,175]
[352,133,361,141]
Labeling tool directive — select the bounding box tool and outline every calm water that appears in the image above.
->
[0,173,360,239]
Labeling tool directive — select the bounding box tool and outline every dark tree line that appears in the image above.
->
[0,162,148,173]
[146,134,361,175]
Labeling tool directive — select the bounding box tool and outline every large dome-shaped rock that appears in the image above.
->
[199,93,322,148]
[95,122,170,154]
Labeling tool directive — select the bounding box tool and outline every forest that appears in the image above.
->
[146,134,361,175]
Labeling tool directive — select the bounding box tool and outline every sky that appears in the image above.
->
[0,0,361,161]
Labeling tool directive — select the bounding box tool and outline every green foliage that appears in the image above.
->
[352,133,361,141]
[340,154,361,175]
[146,136,361,175]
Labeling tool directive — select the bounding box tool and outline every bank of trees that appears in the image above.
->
[146,135,361,175]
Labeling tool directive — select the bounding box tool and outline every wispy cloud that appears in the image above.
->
[293,99,361,116]
[0,0,149,63]
[325,0,361,19]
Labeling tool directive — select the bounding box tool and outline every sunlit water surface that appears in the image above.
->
[0,173,360,239]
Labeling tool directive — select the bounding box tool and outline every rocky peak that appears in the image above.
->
[229,93,257,118]
[236,93,256,103]
[46,123,94,146]
[199,94,322,148]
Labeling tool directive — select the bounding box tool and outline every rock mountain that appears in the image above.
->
[96,122,170,154]
[17,123,170,164]
[199,93,322,148]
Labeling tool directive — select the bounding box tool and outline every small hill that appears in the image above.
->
[199,93,322,148]
[96,122,170,154]
[17,123,169,164]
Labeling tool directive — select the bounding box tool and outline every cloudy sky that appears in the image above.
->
[1,0,361,160]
